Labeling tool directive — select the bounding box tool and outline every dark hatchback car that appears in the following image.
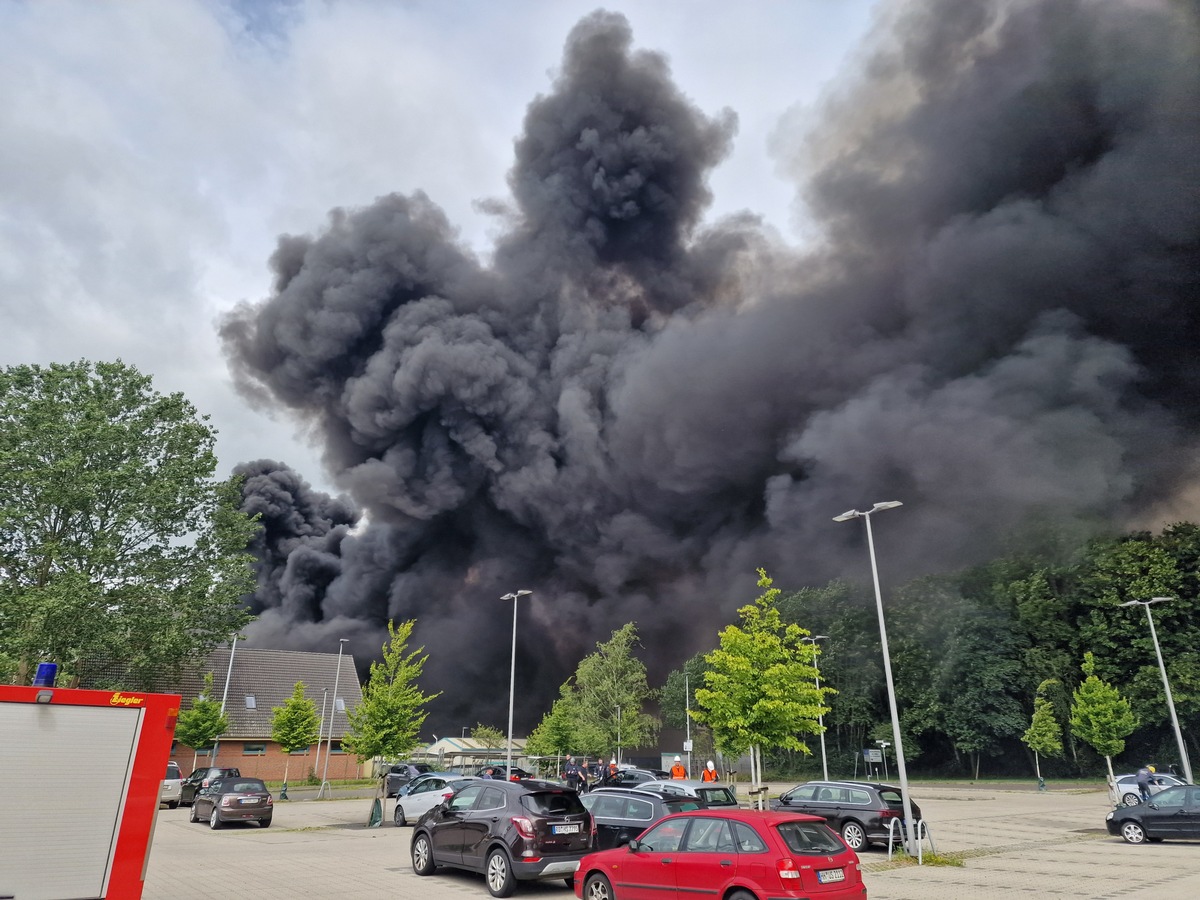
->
[189,776,273,829]
[1107,784,1200,843]
[180,766,241,806]
[477,765,534,780]
[385,762,434,797]
[411,778,593,897]
[595,767,666,788]
[771,780,921,851]
[580,787,705,849]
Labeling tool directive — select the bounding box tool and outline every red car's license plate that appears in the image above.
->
[818,868,845,884]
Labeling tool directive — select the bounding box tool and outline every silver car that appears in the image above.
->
[632,779,739,808]
[392,775,478,827]
[1114,772,1185,806]
[160,761,183,809]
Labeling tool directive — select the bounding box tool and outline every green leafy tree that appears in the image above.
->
[1070,652,1138,796]
[526,680,582,764]
[0,360,257,688]
[692,569,828,791]
[571,623,660,757]
[470,723,506,750]
[271,681,321,786]
[174,673,229,772]
[1023,679,1064,781]
[342,620,440,766]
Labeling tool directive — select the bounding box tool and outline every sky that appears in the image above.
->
[1,0,877,490]
[6,0,1198,733]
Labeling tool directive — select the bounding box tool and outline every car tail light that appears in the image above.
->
[511,816,535,840]
[777,858,802,881]
[590,816,597,847]
[265,795,273,806]
[221,796,235,808]
[879,808,900,818]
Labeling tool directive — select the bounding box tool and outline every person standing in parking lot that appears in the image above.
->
[564,755,584,792]
[1136,765,1155,802]
[670,755,687,779]
[701,760,719,782]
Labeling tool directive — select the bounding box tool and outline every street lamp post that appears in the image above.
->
[1119,597,1194,785]
[318,638,349,799]
[501,591,532,776]
[834,501,918,852]
[212,632,242,763]
[804,635,830,781]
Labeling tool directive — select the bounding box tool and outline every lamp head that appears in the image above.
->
[501,590,533,601]
[832,510,860,522]
[871,501,903,512]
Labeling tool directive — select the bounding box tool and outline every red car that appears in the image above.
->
[573,808,866,900]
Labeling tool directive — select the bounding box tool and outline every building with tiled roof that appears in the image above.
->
[174,646,365,782]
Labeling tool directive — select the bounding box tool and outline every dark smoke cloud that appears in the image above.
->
[221,2,1200,733]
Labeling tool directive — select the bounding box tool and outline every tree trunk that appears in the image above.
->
[1104,755,1118,804]
[973,752,981,781]
[282,757,290,785]
[1034,751,1041,780]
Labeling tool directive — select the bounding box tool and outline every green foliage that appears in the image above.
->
[272,681,322,753]
[526,681,582,758]
[0,360,257,688]
[1023,680,1064,759]
[692,569,827,758]
[342,620,441,763]
[470,723,506,749]
[1070,652,1137,758]
[175,673,229,750]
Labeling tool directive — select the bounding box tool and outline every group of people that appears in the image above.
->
[670,755,721,782]
[557,753,722,791]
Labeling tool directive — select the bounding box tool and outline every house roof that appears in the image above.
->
[178,647,363,740]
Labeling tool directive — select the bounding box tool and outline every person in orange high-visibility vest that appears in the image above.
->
[701,760,719,782]
[670,755,687,779]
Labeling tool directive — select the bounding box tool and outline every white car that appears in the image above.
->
[392,775,478,827]
[633,779,739,808]
[161,761,183,809]
[1114,772,1185,806]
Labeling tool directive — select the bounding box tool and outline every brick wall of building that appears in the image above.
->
[172,740,365,782]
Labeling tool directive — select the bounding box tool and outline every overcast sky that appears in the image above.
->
[2,0,879,492]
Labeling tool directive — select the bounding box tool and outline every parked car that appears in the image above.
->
[188,776,273,829]
[477,765,533,780]
[635,779,740,808]
[580,787,705,849]
[180,766,241,806]
[161,761,183,809]
[595,767,663,788]
[385,762,434,797]
[573,807,866,900]
[1107,784,1200,843]
[393,775,478,826]
[1114,772,1186,806]
[770,779,921,852]
[395,770,458,798]
[411,778,593,897]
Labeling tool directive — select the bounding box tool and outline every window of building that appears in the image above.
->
[243,743,267,756]
[334,697,345,712]
[245,695,257,709]
[289,747,311,755]
[330,741,345,755]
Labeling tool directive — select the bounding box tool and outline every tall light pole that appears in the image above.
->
[805,635,830,781]
[501,590,532,776]
[685,672,691,778]
[212,632,242,763]
[1119,597,1194,785]
[616,706,621,767]
[834,501,917,852]
[318,638,349,798]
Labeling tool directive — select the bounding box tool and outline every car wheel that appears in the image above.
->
[584,873,613,900]
[485,848,516,898]
[1120,821,1146,844]
[260,816,271,828]
[189,803,199,823]
[1122,793,1141,806]
[394,804,407,827]
[411,832,436,876]
[209,808,222,830]
[728,892,757,900]
[168,801,179,809]
[841,820,868,852]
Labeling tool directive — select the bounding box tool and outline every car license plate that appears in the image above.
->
[552,824,580,834]
[817,869,845,884]
[239,798,257,804]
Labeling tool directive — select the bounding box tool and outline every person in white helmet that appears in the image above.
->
[701,760,719,782]
[670,755,687,779]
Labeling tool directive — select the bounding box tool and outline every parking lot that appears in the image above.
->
[143,783,1200,899]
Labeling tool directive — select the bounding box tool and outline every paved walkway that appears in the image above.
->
[141,782,1200,899]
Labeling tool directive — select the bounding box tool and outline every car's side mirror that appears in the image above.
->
[627,839,641,853]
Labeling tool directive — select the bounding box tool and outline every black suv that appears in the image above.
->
[411,779,592,897]
[180,766,241,806]
[580,787,704,849]
[385,762,433,797]
[770,779,922,851]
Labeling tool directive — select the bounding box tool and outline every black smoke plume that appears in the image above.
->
[221,2,1200,733]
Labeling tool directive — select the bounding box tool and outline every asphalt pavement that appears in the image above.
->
[141,782,1200,899]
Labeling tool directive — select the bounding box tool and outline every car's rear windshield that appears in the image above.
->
[166,763,181,778]
[776,821,846,854]
[697,788,738,805]
[521,791,587,816]
[227,780,267,793]
[878,789,903,805]
[664,799,702,812]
